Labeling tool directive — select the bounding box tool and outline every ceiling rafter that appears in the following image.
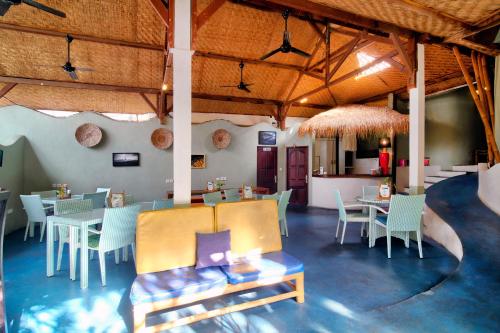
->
[197,0,227,30]
[327,33,361,80]
[0,83,17,99]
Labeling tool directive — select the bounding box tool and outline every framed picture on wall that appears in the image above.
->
[0,149,3,167]
[191,155,206,169]
[258,131,276,145]
[112,153,140,167]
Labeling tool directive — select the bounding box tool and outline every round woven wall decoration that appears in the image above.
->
[212,129,231,149]
[151,128,173,150]
[75,123,103,148]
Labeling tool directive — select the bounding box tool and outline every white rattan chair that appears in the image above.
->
[20,195,50,242]
[333,189,370,244]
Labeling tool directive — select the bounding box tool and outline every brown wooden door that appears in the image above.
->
[257,146,277,194]
[287,146,308,206]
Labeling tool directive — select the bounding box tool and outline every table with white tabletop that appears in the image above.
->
[356,195,391,247]
[46,202,153,289]
[41,195,83,206]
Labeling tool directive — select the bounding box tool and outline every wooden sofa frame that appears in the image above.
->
[133,271,304,332]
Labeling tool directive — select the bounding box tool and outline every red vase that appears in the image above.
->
[379,152,390,175]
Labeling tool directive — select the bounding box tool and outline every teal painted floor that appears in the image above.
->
[4,176,494,332]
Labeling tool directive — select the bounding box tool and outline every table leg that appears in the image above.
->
[69,226,78,281]
[80,223,89,289]
[46,219,54,277]
[368,207,373,248]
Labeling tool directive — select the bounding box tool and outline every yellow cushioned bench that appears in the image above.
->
[132,200,304,332]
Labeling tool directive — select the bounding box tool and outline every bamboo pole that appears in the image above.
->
[480,54,495,127]
[453,47,499,164]
[471,52,493,163]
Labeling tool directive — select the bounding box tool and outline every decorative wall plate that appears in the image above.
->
[75,123,102,148]
[151,128,173,150]
[212,129,231,149]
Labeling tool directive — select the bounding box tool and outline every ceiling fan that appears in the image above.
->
[0,0,66,17]
[220,61,253,93]
[260,9,311,61]
[61,34,94,80]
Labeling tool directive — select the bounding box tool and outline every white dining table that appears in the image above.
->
[46,202,153,289]
[41,195,83,206]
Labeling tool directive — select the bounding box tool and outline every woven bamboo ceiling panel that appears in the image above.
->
[308,0,500,37]
[0,0,482,117]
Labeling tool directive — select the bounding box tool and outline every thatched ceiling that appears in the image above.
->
[0,0,495,117]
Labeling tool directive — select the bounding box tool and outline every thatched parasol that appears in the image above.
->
[298,104,409,138]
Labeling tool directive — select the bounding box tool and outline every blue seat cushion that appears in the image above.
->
[221,251,304,285]
[376,215,388,225]
[130,266,228,306]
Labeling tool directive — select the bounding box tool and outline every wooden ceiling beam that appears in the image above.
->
[309,38,373,71]
[0,23,164,52]
[328,33,361,80]
[197,0,227,29]
[0,83,16,98]
[148,0,169,26]
[0,76,160,94]
[389,33,414,76]
[261,0,414,38]
[286,49,399,105]
[194,51,323,79]
[140,93,158,115]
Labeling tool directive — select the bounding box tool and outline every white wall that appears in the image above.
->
[478,163,500,215]
[0,106,312,231]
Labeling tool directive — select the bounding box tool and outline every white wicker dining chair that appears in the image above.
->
[54,199,93,271]
[333,189,370,244]
[361,186,379,236]
[372,194,426,259]
[152,199,174,210]
[83,192,107,209]
[20,195,50,242]
[87,205,141,286]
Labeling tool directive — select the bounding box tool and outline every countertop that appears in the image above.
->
[312,174,390,178]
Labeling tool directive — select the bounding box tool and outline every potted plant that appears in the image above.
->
[379,177,392,199]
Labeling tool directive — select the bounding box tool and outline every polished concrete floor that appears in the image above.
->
[4,201,461,333]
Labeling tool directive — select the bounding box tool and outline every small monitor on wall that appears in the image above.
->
[113,153,140,167]
[258,131,276,145]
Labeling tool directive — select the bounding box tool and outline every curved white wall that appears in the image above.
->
[478,163,500,216]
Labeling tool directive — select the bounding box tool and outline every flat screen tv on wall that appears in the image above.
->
[258,131,276,145]
[112,153,140,167]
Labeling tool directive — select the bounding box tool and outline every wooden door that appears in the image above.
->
[257,146,278,194]
[287,146,308,206]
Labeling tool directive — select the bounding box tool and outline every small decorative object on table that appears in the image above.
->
[378,177,392,199]
[243,185,253,199]
[215,177,226,190]
[207,181,214,192]
[109,193,125,208]
[56,184,71,199]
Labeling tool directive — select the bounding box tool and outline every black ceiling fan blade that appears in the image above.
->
[75,67,94,72]
[242,83,254,87]
[0,2,12,16]
[22,0,66,17]
[290,47,311,58]
[242,86,251,93]
[220,85,236,88]
[68,70,78,80]
[260,47,281,61]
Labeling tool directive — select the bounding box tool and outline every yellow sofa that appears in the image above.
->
[131,200,305,332]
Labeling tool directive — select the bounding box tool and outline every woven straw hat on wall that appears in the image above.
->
[75,123,103,148]
[212,129,231,149]
[151,128,173,150]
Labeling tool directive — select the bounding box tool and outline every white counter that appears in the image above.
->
[310,175,386,209]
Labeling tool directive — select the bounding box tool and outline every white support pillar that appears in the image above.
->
[409,43,425,194]
[172,0,193,205]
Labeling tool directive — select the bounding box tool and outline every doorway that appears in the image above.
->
[287,146,308,206]
[257,146,278,194]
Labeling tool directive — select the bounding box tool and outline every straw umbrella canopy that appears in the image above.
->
[298,104,409,138]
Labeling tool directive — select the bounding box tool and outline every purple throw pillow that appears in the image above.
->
[196,230,232,269]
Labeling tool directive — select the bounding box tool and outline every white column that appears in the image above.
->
[172,0,192,205]
[409,43,425,194]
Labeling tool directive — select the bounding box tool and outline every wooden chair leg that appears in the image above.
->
[99,251,107,286]
[417,230,423,259]
[387,231,392,259]
[133,307,147,332]
[295,273,305,303]
[341,221,347,244]
[24,221,30,241]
